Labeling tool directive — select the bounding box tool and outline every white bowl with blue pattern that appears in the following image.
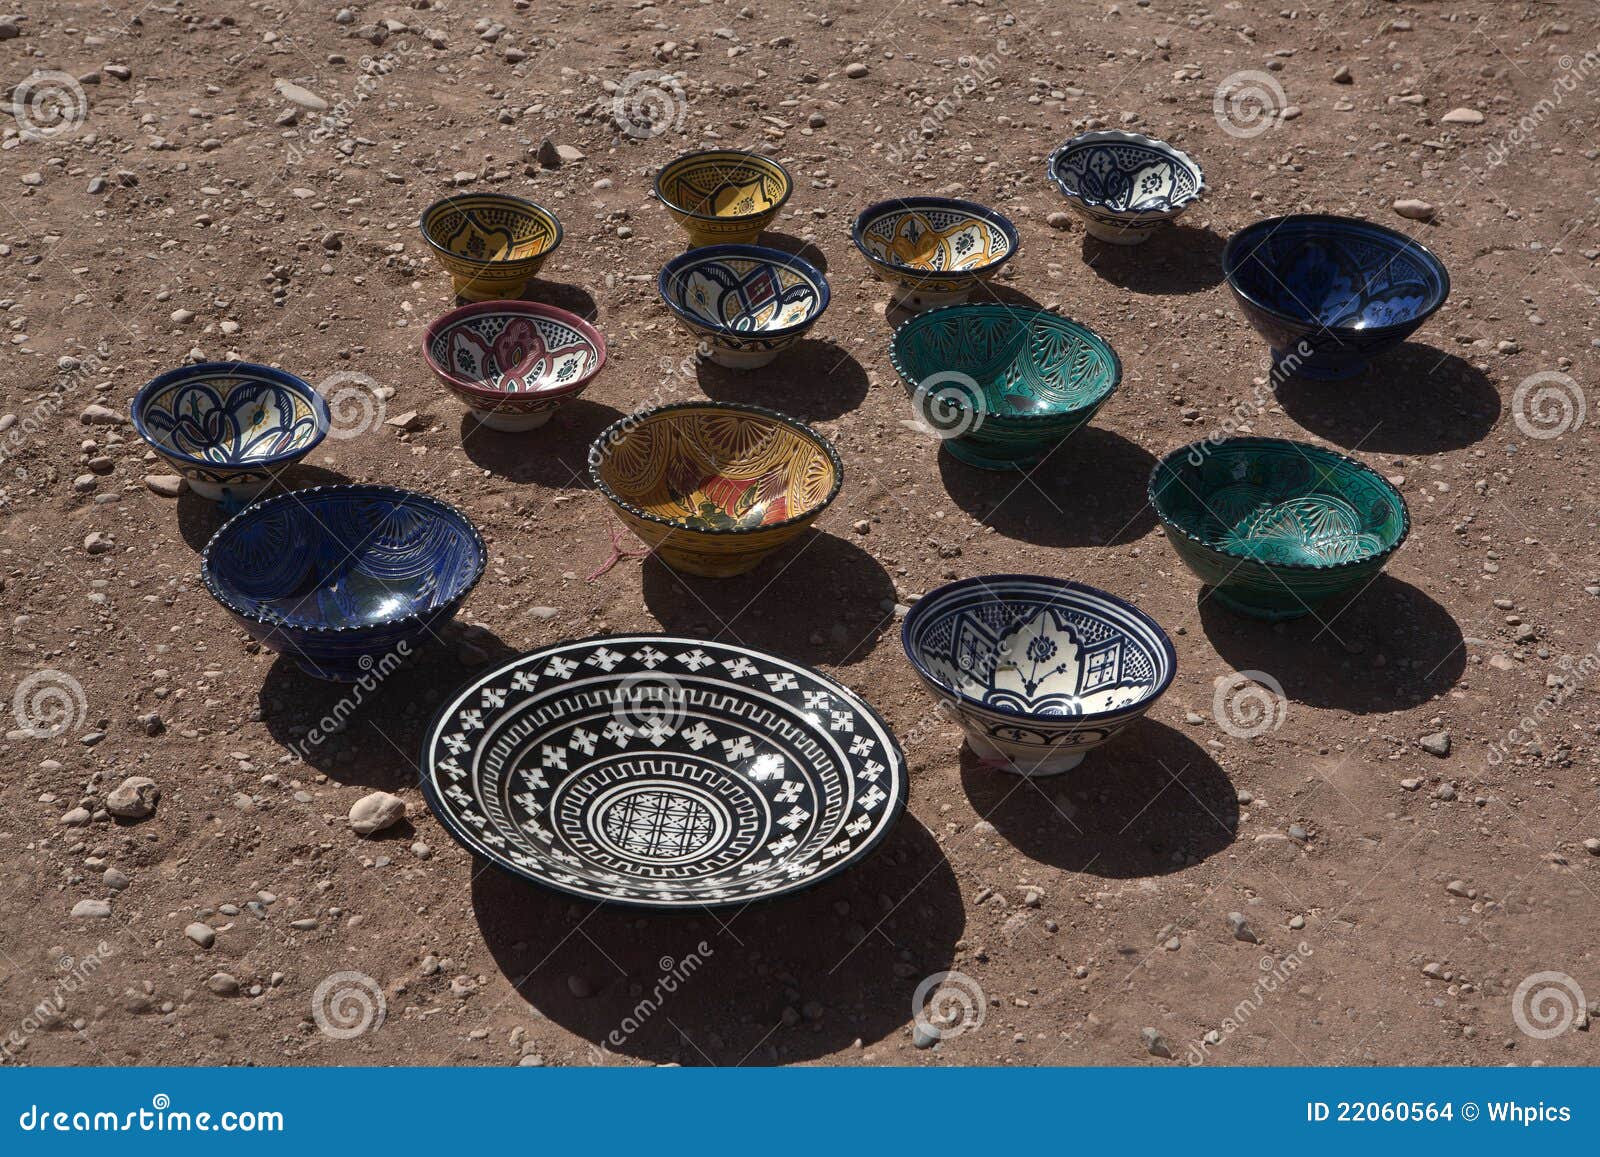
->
[657,244,830,368]
[902,575,1177,776]
[1047,130,1204,245]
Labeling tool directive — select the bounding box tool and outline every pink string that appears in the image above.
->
[587,520,650,580]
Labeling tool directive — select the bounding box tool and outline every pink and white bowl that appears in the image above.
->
[422,300,607,432]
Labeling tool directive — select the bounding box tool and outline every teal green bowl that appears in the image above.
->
[888,304,1120,470]
[1149,437,1410,621]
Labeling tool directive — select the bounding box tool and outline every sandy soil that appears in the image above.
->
[2,0,1599,1067]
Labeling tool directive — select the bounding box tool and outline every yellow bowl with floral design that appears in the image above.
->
[654,150,793,247]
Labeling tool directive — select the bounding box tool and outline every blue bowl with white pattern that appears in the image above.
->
[657,245,830,369]
[902,575,1176,777]
[201,485,487,681]
[132,362,330,505]
[1222,214,1450,380]
[1047,130,1204,245]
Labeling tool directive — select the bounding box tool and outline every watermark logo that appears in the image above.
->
[611,672,689,743]
[13,670,88,739]
[1187,942,1312,1064]
[1212,670,1287,739]
[1512,370,1585,440]
[910,371,986,441]
[911,969,986,1042]
[1511,970,1586,1040]
[318,371,388,440]
[311,971,386,1040]
[1213,70,1288,139]
[10,71,89,138]
[613,70,687,139]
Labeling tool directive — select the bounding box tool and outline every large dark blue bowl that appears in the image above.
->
[201,485,486,681]
[1222,214,1449,380]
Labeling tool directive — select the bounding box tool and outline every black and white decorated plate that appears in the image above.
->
[420,636,908,909]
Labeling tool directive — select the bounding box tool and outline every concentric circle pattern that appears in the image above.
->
[421,636,907,908]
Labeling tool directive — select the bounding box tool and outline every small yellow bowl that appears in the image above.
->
[419,193,563,301]
[589,402,842,578]
[654,150,793,247]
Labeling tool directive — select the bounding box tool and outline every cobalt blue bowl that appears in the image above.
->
[201,485,487,681]
[657,244,830,369]
[1222,214,1450,380]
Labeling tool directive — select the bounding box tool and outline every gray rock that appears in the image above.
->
[1228,912,1259,943]
[80,403,127,425]
[71,899,113,919]
[1393,198,1437,222]
[273,78,328,112]
[106,775,160,819]
[1441,107,1484,125]
[185,921,217,948]
[1141,1027,1172,1057]
[60,807,92,826]
[207,972,240,996]
[1420,731,1451,757]
[349,791,406,835]
[103,867,130,890]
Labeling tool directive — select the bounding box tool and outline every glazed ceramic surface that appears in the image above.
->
[657,244,829,368]
[1222,214,1450,379]
[589,402,843,578]
[419,194,562,301]
[202,485,486,680]
[1046,130,1204,244]
[1149,437,1410,620]
[889,304,1121,469]
[852,197,1018,311]
[419,635,907,909]
[132,362,329,504]
[422,301,607,431]
[654,150,793,246]
[902,576,1176,776]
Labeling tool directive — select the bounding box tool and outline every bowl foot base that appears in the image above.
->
[940,441,1039,471]
[1271,350,1368,381]
[888,286,974,313]
[703,346,781,370]
[968,738,1086,777]
[1207,586,1317,621]
[451,275,532,302]
[291,655,396,682]
[469,408,556,432]
[1084,221,1155,245]
[189,478,269,506]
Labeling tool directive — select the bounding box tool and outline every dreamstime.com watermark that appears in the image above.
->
[2,942,116,1063]
[590,943,714,1059]
[613,69,687,139]
[1511,370,1585,441]
[908,370,987,443]
[318,371,389,440]
[884,42,1009,165]
[912,969,986,1043]
[286,42,418,165]
[311,971,386,1040]
[0,351,110,485]
[9,69,89,138]
[1484,639,1600,768]
[1186,941,1313,1064]
[1212,669,1288,739]
[17,1095,283,1133]
[1184,339,1316,464]
[1464,44,1600,180]
[1511,971,1587,1040]
[12,669,88,740]
[1214,69,1289,138]
[283,643,411,763]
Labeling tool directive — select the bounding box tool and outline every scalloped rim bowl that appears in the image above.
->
[419,193,564,301]
[421,300,608,431]
[1046,130,1204,245]
[657,244,831,369]
[131,361,330,503]
[851,196,1020,311]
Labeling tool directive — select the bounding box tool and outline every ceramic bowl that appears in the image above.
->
[589,401,843,578]
[422,300,607,431]
[420,634,907,909]
[1046,130,1204,245]
[888,303,1120,470]
[1222,214,1450,379]
[852,197,1019,311]
[201,485,487,681]
[654,149,793,247]
[657,244,830,369]
[902,575,1176,776]
[1149,437,1410,621]
[132,362,330,505]
[419,193,563,301]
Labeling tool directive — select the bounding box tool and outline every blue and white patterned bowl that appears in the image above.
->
[1222,214,1451,379]
[1047,130,1204,245]
[201,485,487,681]
[657,244,830,369]
[902,575,1177,776]
[132,362,330,504]
[852,197,1019,311]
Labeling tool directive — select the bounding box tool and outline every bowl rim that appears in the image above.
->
[1147,435,1413,572]
[200,483,488,634]
[587,400,844,537]
[420,299,609,401]
[850,195,1021,282]
[1045,129,1206,216]
[651,148,795,222]
[416,632,908,912]
[417,192,565,270]
[1220,212,1451,336]
[656,243,832,340]
[886,302,1122,422]
[900,573,1178,725]
[131,361,331,470]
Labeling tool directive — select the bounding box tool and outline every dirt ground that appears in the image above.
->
[2,0,1599,1068]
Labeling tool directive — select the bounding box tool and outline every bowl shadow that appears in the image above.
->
[1274,345,1500,454]
[938,425,1157,547]
[511,278,599,321]
[639,530,896,666]
[1197,574,1465,712]
[1080,224,1226,294]
[458,399,626,488]
[958,720,1237,877]
[471,812,962,1065]
[257,623,516,782]
[758,230,829,272]
[176,462,351,552]
[693,341,868,420]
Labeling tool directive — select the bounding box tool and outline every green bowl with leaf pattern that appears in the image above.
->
[1148,437,1410,621]
[888,303,1121,470]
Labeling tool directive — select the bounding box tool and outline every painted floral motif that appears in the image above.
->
[142,377,321,464]
[670,256,822,334]
[860,206,1013,273]
[432,311,601,394]
[1052,136,1203,213]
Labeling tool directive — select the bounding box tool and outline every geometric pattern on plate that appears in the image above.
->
[856,203,1014,273]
